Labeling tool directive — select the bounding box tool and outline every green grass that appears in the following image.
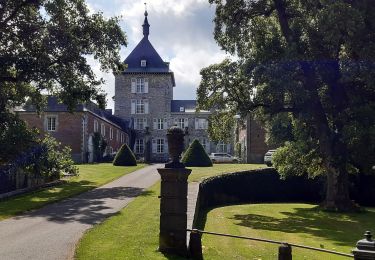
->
[0,163,145,220]
[188,163,265,182]
[198,203,375,260]
[75,164,375,259]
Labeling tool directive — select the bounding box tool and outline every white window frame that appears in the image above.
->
[101,123,106,136]
[135,139,144,154]
[195,118,208,130]
[157,138,164,154]
[141,60,147,67]
[180,107,184,112]
[157,118,164,130]
[46,116,57,131]
[135,118,147,130]
[216,141,227,153]
[94,120,99,132]
[136,78,145,93]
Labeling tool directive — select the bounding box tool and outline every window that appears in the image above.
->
[47,116,57,131]
[176,118,188,129]
[136,78,145,93]
[180,107,184,112]
[216,141,227,153]
[116,130,119,141]
[141,59,147,67]
[135,118,147,130]
[121,133,124,143]
[157,138,164,153]
[94,120,99,132]
[195,118,208,130]
[110,128,113,140]
[136,100,145,114]
[101,123,106,136]
[131,99,148,114]
[135,139,144,154]
[153,118,167,130]
[201,138,208,151]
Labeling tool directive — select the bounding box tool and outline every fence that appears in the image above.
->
[188,229,375,260]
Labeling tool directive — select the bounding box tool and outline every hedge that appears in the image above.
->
[197,168,375,209]
[113,144,137,166]
[182,139,212,167]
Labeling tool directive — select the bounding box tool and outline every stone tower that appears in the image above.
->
[114,10,175,161]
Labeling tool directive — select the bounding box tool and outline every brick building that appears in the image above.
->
[114,11,232,162]
[17,96,130,163]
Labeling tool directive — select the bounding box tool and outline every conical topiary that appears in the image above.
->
[113,144,137,166]
[181,139,213,167]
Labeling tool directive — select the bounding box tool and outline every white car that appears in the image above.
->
[209,153,239,163]
[264,149,276,166]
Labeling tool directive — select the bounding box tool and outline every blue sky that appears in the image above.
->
[85,0,228,109]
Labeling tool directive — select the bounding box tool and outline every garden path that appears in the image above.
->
[0,164,162,260]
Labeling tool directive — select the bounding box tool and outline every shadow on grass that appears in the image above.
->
[231,205,375,247]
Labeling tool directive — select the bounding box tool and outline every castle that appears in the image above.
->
[114,10,231,162]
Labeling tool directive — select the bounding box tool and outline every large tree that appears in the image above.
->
[198,0,375,211]
[0,0,126,161]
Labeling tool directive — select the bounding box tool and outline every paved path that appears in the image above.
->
[0,164,162,260]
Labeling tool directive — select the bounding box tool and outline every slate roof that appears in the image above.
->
[17,96,130,131]
[171,100,197,112]
[123,11,175,86]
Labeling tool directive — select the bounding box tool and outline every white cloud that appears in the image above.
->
[85,0,227,108]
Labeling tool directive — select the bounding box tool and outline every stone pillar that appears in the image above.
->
[353,231,375,260]
[158,125,191,256]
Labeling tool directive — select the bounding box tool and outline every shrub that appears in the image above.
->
[182,139,212,167]
[113,144,137,166]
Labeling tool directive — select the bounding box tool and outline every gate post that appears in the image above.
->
[158,126,191,256]
[353,231,375,260]
[279,243,292,260]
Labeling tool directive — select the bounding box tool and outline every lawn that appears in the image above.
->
[188,163,265,182]
[0,163,145,220]
[76,164,375,260]
[198,203,375,260]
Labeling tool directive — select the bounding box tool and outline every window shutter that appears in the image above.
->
[143,118,148,128]
[164,118,167,129]
[164,138,168,154]
[144,78,149,93]
[131,78,136,93]
[144,99,149,114]
[153,118,157,129]
[227,143,231,153]
[205,119,208,129]
[152,139,157,153]
[184,118,188,128]
[131,100,136,114]
[195,118,199,129]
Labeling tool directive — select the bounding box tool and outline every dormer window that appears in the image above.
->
[180,107,184,112]
[141,59,147,67]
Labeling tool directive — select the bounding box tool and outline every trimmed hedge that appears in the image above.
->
[113,144,137,166]
[197,168,375,209]
[182,139,212,167]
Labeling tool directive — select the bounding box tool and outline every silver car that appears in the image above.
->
[264,149,276,166]
[209,153,239,163]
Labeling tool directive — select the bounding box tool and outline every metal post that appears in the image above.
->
[279,243,292,260]
[353,231,375,260]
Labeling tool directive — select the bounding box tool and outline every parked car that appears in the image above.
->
[209,153,239,163]
[264,149,276,166]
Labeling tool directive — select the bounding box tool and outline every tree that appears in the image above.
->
[0,0,127,160]
[113,144,137,166]
[198,0,375,211]
[182,139,213,167]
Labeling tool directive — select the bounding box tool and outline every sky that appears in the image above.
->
[85,0,228,109]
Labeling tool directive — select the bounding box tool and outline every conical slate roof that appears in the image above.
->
[123,11,172,75]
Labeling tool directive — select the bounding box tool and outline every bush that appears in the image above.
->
[182,139,212,167]
[113,144,137,166]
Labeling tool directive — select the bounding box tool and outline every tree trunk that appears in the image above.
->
[323,163,358,211]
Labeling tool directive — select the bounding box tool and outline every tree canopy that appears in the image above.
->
[198,0,375,211]
[0,0,127,162]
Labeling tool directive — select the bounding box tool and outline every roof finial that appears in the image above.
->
[142,2,150,38]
